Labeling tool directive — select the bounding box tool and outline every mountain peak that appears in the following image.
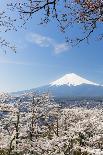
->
[50,73,99,86]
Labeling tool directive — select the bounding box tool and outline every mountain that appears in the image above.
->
[11,73,103,97]
[34,73,103,97]
[50,73,99,86]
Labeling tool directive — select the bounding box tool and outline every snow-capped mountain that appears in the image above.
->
[33,73,103,97]
[11,73,103,97]
[50,73,99,87]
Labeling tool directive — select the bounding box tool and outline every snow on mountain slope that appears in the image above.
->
[50,73,99,87]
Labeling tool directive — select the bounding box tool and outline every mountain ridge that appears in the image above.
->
[10,73,103,97]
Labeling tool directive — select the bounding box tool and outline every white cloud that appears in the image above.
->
[54,43,69,54]
[28,33,69,54]
[30,33,52,47]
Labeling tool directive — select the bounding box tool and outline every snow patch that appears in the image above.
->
[50,73,99,87]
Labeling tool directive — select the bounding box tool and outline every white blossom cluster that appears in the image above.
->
[0,93,103,155]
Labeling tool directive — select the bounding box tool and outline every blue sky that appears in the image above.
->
[0,3,103,92]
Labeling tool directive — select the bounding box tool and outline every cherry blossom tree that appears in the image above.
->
[1,93,103,154]
[7,0,103,46]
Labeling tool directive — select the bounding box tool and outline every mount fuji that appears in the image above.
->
[12,73,103,97]
[50,73,99,87]
[33,73,103,97]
